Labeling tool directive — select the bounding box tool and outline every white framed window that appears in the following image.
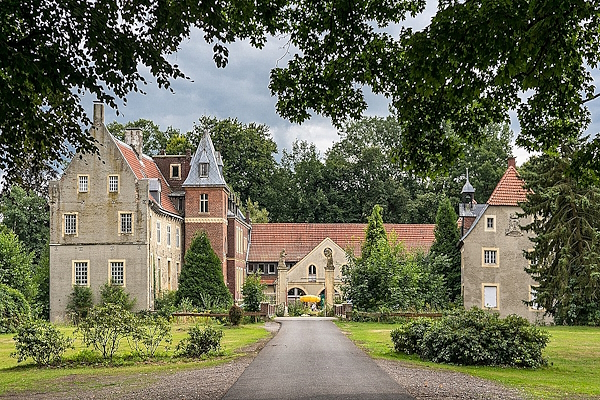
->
[64,213,78,236]
[73,260,89,286]
[482,248,499,267]
[110,261,125,286]
[78,175,89,193]
[176,227,180,248]
[483,284,499,309]
[170,164,181,179]
[119,212,133,234]
[156,220,161,244]
[485,215,496,232]
[268,263,275,274]
[258,263,264,274]
[200,193,208,213]
[108,175,119,193]
[167,225,171,247]
[199,162,209,177]
[308,265,317,282]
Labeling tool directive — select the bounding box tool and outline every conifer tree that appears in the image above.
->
[361,204,388,260]
[177,232,232,310]
[429,197,462,302]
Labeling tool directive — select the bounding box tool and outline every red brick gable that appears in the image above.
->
[487,166,528,206]
[248,223,435,262]
[115,140,178,215]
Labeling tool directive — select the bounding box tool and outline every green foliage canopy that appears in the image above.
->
[242,273,266,312]
[0,228,36,301]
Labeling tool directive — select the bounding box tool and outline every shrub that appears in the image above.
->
[287,300,309,317]
[78,303,135,360]
[154,290,178,318]
[0,283,31,333]
[177,324,223,357]
[66,285,93,324]
[390,308,549,368]
[12,320,73,366]
[129,313,172,358]
[275,303,286,317]
[100,282,136,311]
[242,273,265,312]
[229,304,243,326]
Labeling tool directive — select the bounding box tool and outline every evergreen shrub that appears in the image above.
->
[177,324,223,357]
[154,290,178,318]
[66,285,93,324]
[229,304,243,326]
[100,282,136,311]
[12,320,74,366]
[0,283,30,333]
[390,308,549,368]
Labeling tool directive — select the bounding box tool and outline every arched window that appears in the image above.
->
[319,288,341,302]
[287,287,306,303]
[308,265,316,282]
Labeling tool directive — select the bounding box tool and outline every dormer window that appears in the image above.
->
[199,162,209,177]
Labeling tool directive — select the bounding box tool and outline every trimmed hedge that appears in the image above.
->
[391,308,549,368]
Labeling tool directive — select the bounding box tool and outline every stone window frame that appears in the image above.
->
[484,214,496,232]
[176,227,180,248]
[72,260,90,286]
[482,283,499,310]
[63,213,78,236]
[119,212,133,235]
[108,175,119,193]
[170,163,181,180]
[78,175,89,193]
[109,260,126,286]
[199,193,209,213]
[482,247,499,267]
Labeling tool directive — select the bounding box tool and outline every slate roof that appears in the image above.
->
[114,139,179,216]
[248,223,435,262]
[182,131,227,188]
[487,165,528,206]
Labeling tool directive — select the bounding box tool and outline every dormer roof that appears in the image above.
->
[487,165,528,206]
[182,131,228,188]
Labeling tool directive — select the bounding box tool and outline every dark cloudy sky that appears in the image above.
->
[96,2,599,166]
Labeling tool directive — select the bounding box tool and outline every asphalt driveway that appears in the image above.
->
[222,317,414,400]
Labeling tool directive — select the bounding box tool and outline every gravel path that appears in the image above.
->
[1,321,525,400]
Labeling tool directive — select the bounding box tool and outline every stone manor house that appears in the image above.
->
[49,102,543,322]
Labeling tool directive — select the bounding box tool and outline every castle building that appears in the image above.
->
[459,158,547,322]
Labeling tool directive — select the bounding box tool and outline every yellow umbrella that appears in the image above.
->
[300,295,321,303]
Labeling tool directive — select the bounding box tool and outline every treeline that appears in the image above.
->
[108,116,514,223]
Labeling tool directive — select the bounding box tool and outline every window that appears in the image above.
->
[78,175,88,193]
[200,194,208,213]
[287,287,306,302]
[248,264,255,274]
[268,263,275,274]
[483,285,499,309]
[485,215,496,232]
[176,227,180,248]
[73,261,89,286]
[199,162,209,177]
[170,164,181,179]
[529,285,544,310]
[258,264,264,274]
[119,212,133,234]
[108,175,119,193]
[167,225,171,247]
[156,221,161,244]
[110,261,125,285]
[482,248,498,266]
[308,265,316,282]
[64,213,77,235]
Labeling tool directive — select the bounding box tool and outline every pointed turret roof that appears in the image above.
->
[182,130,228,188]
[487,158,528,206]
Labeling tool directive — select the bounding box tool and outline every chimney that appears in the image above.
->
[508,157,516,168]
[93,102,104,126]
[124,127,143,157]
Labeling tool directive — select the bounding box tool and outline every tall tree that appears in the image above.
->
[1,0,284,185]
[177,232,232,310]
[191,117,278,208]
[0,185,49,262]
[521,140,600,325]
[0,227,35,301]
[429,197,462,302]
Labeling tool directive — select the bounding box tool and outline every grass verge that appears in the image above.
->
[335,320,600,399]
[0,320,272,396]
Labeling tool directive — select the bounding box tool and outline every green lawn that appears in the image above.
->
[0,320,272,396]
[335,321,600,399]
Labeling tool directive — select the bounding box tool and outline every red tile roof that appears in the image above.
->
[487,166,528,206]
[248,223,435,262]
[115,140,179,215]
